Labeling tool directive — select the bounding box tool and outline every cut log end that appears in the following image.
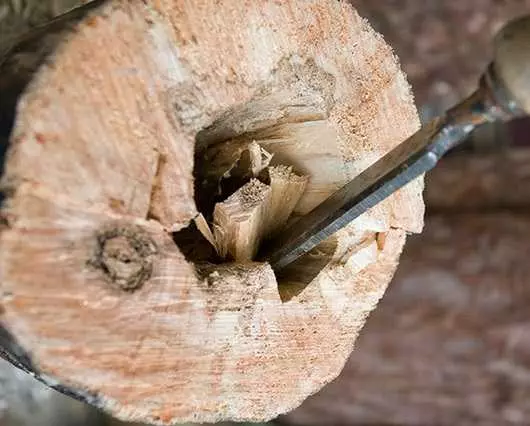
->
[0,0,424,424]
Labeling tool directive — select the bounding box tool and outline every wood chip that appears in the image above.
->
[194,213,217,249]
[213,178,272,261]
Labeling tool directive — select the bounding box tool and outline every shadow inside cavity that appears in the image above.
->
[276,237,338,302]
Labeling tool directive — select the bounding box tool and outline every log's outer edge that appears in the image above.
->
[0,324,102,407]
[0,2,106,407]
[0,0,106,157]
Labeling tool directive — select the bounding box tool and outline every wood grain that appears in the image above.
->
[0,0,423,423]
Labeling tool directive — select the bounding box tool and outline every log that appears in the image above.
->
[284,213,530,426]
[0,0,424,423]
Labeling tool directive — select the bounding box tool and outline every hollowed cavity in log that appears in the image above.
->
[172,89,344,299]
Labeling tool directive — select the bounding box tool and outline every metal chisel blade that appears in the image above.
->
[260,117,455,271]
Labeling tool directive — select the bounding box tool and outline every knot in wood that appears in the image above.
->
[93,225,157,291]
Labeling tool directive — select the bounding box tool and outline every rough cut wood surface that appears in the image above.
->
[284,213,530,426]
[0,0,423,423]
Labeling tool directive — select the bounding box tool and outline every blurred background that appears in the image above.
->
[2,0,530,425]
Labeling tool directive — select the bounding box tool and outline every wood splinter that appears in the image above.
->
[206,165,308,262]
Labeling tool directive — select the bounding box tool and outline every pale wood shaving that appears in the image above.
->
[211,165,308,262]
[213,178,272,261]
[194,213,217,248]
[344,239,379,273]
[222,141,273,182]
[199,140,274,205]
[264,165,308,236]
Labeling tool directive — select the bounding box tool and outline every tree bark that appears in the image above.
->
[0,0,423,423]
